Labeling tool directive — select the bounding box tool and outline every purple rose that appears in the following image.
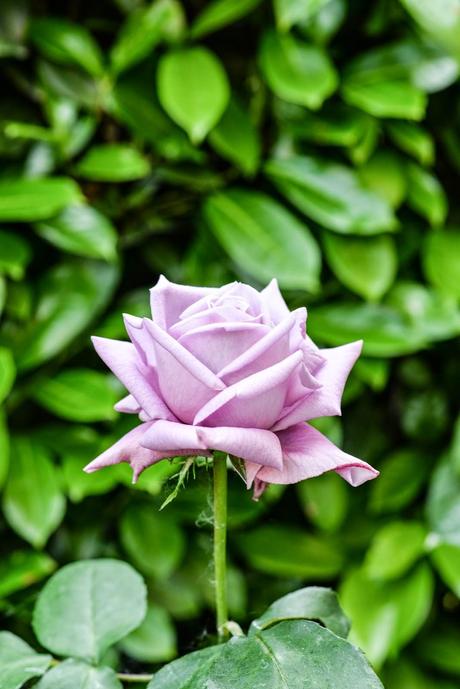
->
[85,277,378,495]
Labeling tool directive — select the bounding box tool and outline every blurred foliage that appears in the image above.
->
[0,0,460,686]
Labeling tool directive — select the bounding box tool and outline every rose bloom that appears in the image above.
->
[85,277,378,496]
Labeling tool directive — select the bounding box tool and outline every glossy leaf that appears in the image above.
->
[274,0,330,31]
[265,155,397,235]
[0,632,51,689]
[75,144,150,182]
[36,204,118,261]
[191,0,262,38]
[0,550,56,598]
[406,162,447,227]
[358,150,407,209]
[364,521,427,580]
[209,97,261,175]
[386,121,435,166]
[0,347,15,404]
[297,471,349,532]
[423,228,460,299]
[369,448,430,514]
[426,458,460,546]
[259,30,338,110]
[399,0,460,59]
[2,437,65,548]
[30,17,104,76]
[203,188,321,292]
[0,409,9,491]
[157,46,230,143]
[0,230,31,280]
[33,559,147,663]
[0,178,81,222]
[35,659,122,689]
[120,604,177,663]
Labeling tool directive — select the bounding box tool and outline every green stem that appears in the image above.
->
[213,451,229,641]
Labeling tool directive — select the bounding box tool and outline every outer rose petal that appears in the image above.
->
[261,278,290,324]
[114,394,141,414]
[150,275,215,329]
[194,351,304,429]
[247,422,378,487]
[142,419,283,469]
[143,318,225,423]
[91,336,176,421]
[272,341,363,431]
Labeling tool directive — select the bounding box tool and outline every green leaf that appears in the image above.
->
[3,437,65,548]
[120,503,185,579]
[259,30,337,110]
[399,0,460,60]
[297,471,349,532]
[120,604,177,663]
[364,521,427,580]
[386,121,434,166]
[416,623,460,677]
[265,155,397,235]
[149,620,383,689]
[0,408,9,491]
[13,260,119,371]
[0,632,51,689]
[431,544,460,596]
[0,177,81,222]
[110,0,184,75]
[35,659,122,689]
[250,586,350,638]
[358,150,407,209]
[36,204,118,261]
[406,162,447,227]
[75,144,150,182]
[30,17,104,76]
[157,46,230,144]
[323,233,397,301]
[426,457,460,546]
[284,104,372,148]
[203,188,321,292]
[0,550,56,598]
[33,559,147,663]
[369,448,430,514]
[340,563,434,668]
[0,230,31,280]
[0,347,15,404]
[423,228,460,299]
[32,369,119,422]
[209,97,261,175]
[236,525,343,579]
[191,0,262,39]
[274,0,330,31]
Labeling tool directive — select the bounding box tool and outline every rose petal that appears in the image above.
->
[150,275,215,330]
[260,278,290,324]
[248,422,378,487]
[217,309,305,385]
[170,303,262,339]
[143,318,225,423]
[142,419,283,469]
[178,321,269,373]
[114,394,141,414]
[194,351,303,429]
[91,336,176,421]
[272,341,363,431]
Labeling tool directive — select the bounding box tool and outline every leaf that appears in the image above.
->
[274,0,330,31]
[340,563,434,668]
[0,230,31,280]
[75,143,150,182]
[0,632,51,689]
[120,604,177,663]
[323,233,397,301]
[157,46,230,143]
[297,471,349,532]
[32,369,119,422]
[35,204,118,261]
[426,457,460,546]
[250,586,350,638]
[2,437,65,548]
[0,550,56,598]
[358,150,407,209]
[148,620,383,689]
[110,0,184,75]
[364,521,427,580]
[369,448,430,514]
[259,30,338,110]
[399,0,460,60]
[265,155,397,235]
[191,0,262,39]
[0,408,9,491]
[209,97,261,175]
[0,177,81,221]
[33,559,147,663]
[13,260,119,371]
[431,544,460,596]
[35,659,122,689]
[406,162,447,226]
[120,503,185,579]
[30,17,104,76]
[386,121,434,166]
[0,347,15,404]
[423,227,460,299]
[236,525,343,579]
[203,188,321,292]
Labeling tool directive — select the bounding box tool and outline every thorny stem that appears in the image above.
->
[213,451,229,641]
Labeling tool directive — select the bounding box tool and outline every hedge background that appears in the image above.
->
[1,0,460,686]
